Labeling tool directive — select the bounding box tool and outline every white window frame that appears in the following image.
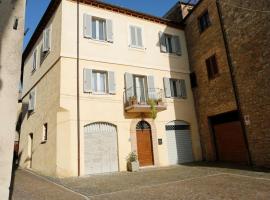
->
[163,34,175,54]
[129,25,143,49]
[92,70,108,94]
[169,78,186,99]
[92,17,106,41]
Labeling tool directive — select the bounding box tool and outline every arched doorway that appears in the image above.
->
[136,121,154,166]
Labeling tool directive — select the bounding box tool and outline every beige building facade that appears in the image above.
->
[19,0,202,177]
[0,0,26,199]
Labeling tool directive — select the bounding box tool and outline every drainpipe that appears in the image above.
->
[76,0,81,176]
[216,0,253,165]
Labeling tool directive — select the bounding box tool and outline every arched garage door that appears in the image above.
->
[84,122,118,175]
[166,121,194,165]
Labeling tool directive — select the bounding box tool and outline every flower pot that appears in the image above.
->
[127,161,139,172]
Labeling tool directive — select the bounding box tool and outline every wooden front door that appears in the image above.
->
[136,121,154,166]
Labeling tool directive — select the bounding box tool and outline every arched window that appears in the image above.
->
[136,120,151,130]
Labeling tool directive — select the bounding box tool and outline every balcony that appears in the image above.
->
[124,87,167,113]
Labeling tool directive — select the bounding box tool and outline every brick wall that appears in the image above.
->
[219,0,270,167]
[184,0,270,167]
[184,0,238,161]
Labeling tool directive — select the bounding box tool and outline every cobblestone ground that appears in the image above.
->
[11,163,270,200]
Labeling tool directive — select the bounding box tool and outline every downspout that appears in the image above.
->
[216,0,253,165]
[76,0,81,176]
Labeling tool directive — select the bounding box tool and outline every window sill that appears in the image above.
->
[161,52,181,58]
[41,140,47,144]
[128,45,146,52]
[85,38,112,46]
[31,69,36,75]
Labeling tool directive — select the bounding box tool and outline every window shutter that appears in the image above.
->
[83,14,92,38]
[147,76,156,100]
[172,36,181,55]
[180,80,187,98]
[163,77,171,98]
[137,27,143,47]
[83,68,92,93]
[125,73,134,100]
[28,90,35,111]
[106,19,113,43]
[159,32,167,53]
[130,26,136,46]
[32,49,37,71]
[43,28,51,52]
[108,71,116,94]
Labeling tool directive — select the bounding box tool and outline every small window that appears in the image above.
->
[42,123,48,143]
[92,17,106,41]
[206,54,219,80]
[130,26,143,48]
[92,71,107,93]
[32,49,37,73]
[198,10,211,32]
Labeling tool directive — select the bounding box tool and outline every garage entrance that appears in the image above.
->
[166,121,194,165]
[84,122,119,175]
[136,121,154,167]
[210,111,249,164]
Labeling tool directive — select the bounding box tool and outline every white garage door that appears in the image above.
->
[84,122,118,175]
[166,121,194,165]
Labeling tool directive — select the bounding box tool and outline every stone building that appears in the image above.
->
[167,0,270,167]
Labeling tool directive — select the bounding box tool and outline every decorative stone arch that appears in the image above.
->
[130,118,159,166]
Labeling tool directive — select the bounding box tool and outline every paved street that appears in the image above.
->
[12,163,270,200]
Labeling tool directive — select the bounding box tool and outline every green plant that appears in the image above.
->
[147,99,157,119]
[126,151,138,163]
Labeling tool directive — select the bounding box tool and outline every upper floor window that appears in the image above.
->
[129,25,143,48]
[159,32,181,55]
[124,73,156,104]
[163,78,187,98]
[40,26,51,65]
[31,49,37,73]
[83,68,116,94]
[83,14,113,43]
[92,17,106,41]
[92,70,107,93]
[28,89,36,112]
[205,54,219,80]
[198,10,211,33]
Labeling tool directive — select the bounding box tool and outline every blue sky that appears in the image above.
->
[24,0,194,49]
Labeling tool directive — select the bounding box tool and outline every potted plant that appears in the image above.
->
[129,96,138,106]
[126,151,139,172]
